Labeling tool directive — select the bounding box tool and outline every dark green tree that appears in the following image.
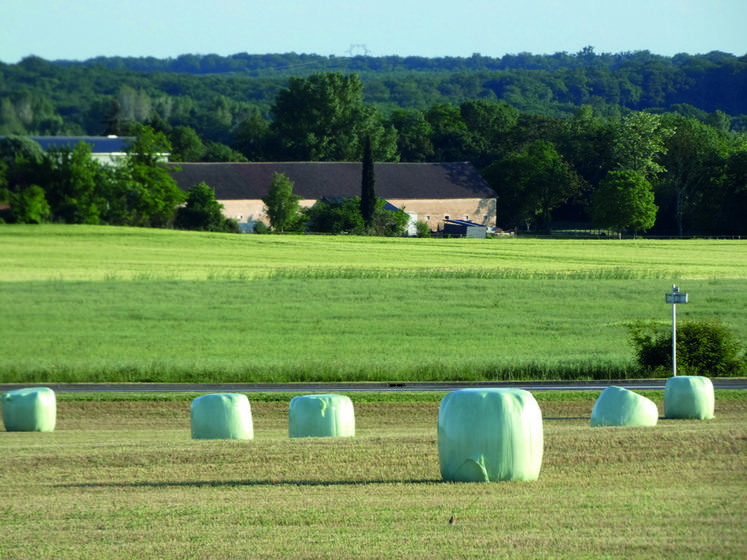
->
[202,142,248,162]
[1,184,50,224]
[120,124,186,227]
[41,143,103,224]
[424,103,472,162]
[174,181,237,232]
[261,172,302,232]
[169,126,206,162]
[360,136,376,228]
[658,114,730,235]
[388,109,433,162]
[591,170,657,237]
[304,197,365,235]
[269,72,397,161]
[232,109,270,161]
[484,140,582,232]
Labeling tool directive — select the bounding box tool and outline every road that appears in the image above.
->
[1,379,745,393]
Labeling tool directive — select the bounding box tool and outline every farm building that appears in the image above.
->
[3,136,169,165]
[168,161,497,234]
[442,219,488,239]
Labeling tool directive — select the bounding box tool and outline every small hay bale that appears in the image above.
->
[664,376,714,420]
[191,393,253,440]
[289,394,355,438]
[590,386,658,427]
[438,388,543,482]
[1,387,57,432]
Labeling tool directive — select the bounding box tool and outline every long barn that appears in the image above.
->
[168,161,497,234]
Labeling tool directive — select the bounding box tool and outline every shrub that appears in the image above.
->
[416,220,431,238]
[253,221,269,234]
[627,319,745,377]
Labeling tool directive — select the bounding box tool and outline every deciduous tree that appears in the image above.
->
[261,172,302,232]
[591,170,657,236]
[269,72,396,161]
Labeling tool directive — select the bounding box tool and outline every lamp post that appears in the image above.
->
[665,284,688,376]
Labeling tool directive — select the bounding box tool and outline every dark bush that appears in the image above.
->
[627,319,745,377]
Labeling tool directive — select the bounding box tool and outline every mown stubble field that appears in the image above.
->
[1,393,745,559]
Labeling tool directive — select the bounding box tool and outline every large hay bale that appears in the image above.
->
[191,393,253,440]
[590,386,658,427]
[1,387,56,432]
[289,394,355,438]
[664,376,714,420]
[438,388,543,482]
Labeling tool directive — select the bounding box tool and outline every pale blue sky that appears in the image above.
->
[1,0,745,63]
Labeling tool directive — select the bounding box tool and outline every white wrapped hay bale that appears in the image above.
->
[191,393,253,440]
[590,386,658,427]
[664,376,714,420]
[438,388,543,482]
[1,387,56,432]
[289,394,355,438]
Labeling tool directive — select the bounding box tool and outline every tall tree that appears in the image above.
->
[484,140,582,232]
[120,124,185,227]
[269,72,396,161]
[613,111,674,180]
[169,126,206,162]
[261,172,302,232]
[174,181,237,232]
[591,170,657,237]
[658,114,730,235]
[42,142,103,224]
[360,136,376,228]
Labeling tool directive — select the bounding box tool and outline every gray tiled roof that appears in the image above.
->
[168,162,497,200]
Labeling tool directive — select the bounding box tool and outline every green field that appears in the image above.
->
[1,392,745,559]
[1,225,746,382]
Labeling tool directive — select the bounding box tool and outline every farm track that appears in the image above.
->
[1,379,745,393]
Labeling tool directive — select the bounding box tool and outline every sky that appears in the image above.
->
[1,0,745,64]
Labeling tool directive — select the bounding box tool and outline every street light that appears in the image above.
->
[665,284,688,376]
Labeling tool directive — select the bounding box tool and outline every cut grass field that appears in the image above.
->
[1,391,745,559]
[1,225,746,382]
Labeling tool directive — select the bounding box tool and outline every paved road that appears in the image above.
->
[1,379,745,393]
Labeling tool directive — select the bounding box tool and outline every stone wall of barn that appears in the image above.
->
[219,197,496,234]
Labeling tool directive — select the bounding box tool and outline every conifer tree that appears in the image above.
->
[360,135,376,229]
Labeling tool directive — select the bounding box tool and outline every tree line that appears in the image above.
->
[1,60,746,236]
[2,49,746,138]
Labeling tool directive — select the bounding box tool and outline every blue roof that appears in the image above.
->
[444,219,486,228]
[29,136,134,153]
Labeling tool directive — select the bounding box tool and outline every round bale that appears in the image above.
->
[590,386,658,427]
[438,388,543,482]
[1,387,57,432]
[664,376,714,420]
[289,394,355,438]
[191,393,253,440]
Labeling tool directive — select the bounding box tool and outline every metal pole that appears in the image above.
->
[672,288,677,377]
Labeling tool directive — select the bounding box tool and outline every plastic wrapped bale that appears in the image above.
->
[438,388,543,482]
[288,394,355,438]
[664,376,714,420]
[191,393,253,440]
[590,386,658,427]
[1,387,57,432]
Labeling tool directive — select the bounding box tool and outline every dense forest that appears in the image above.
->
[2,49,747,136]
[1,49,746,235]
